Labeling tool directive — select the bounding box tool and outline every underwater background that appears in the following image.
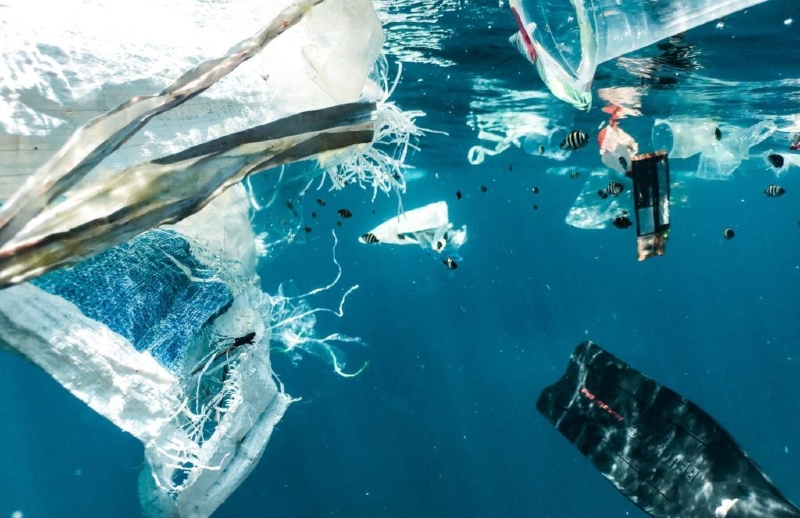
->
[2,0,800,516]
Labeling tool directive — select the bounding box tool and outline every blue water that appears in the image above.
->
[2,0,800,516]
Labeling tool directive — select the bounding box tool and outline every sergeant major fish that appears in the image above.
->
[598,181,624,199]
[560,130,589,151]
[764,185,786,197]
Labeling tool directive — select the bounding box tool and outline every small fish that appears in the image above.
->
[443,257,458,270]
[569,171,581,179]
[533,204,539,210]
[538,145,545,155]
[560,130,589,151]
[764,185,786,197]
[456,190,463,201]
[304,226,312,233]
[480,185,488,193]
[612,216,632,229]
[722,228,735,239]
[509,164,513,172]
[336,221,343,227]
[371,208,375,214]
[286,201,295,210]
[337,209,353,218]
[618,156,628,171]
[316,198,326,206]
[360,232,379,244]
[311,211,317,218]
[532,186,540,194]
[715,127,722,141]
[768,154,785,168]
[598,181,624,199]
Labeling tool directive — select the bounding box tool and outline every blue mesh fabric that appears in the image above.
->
[32,229,232,371]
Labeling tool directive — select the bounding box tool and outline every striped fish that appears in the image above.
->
[597,181,624,199]
[560,130,589,151]
[764,185,786,197]
[359,232,379,244]
[443,257,458,270]
[337,208,353,218]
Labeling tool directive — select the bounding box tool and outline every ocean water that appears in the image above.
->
[2,0,800,517]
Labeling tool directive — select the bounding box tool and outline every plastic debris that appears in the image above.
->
[0,0,420,516]
[508,0,769,109]
[358,201,467,262]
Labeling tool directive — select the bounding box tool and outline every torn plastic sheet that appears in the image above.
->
[695,121,776,180]
[0,0,385,193]
[0,186,292,518]
[565,170,631,229]
[0,0,415,516]
[358,201,467,259]
[0,0,388,288]
[0,101,377,288]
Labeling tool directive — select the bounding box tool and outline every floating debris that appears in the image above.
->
[337,209,353,218]
[316,198,326,206]
[532,186,540,194]
[612,216,632,229]
[715,127,722,141]
[359,232,379,244]
[722,228,735,239]
[358,201,467,268]
[569,171,581,179]
[764,185,786,197]
[618,156,628,171]
[479,185,488,193]
[443,257,458,270]
[456,190,462,201]
[768,154,785,169]
[336,221,343,227]
[598,181,624,199]
[790,132,800,151]
[560,130,589,150]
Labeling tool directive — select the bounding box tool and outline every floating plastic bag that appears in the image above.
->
[695,120,776,180]
[566,170,631,229]
[509,0,769,110]
[652,118,721,159]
